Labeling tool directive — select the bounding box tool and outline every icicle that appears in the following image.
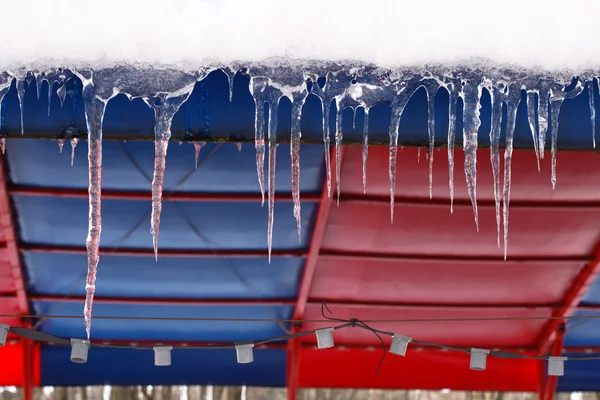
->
[250,79,267,206]
[0,138,5,155]
[35,74,44,100]
[322,96,332,197]
[417,147,421,163]
[503,92,520,260]
[335,102,343,206]
[352,107,357,130]
[47,81,53,116]
[146,94,191,261]
[16,80,25,135]
[537,87,550,159]
[526,91,541,171]
[423,80,440,199]
[550,97,562,190]
[447,85,458,214]
[461,78,482,231]
[589,79,596,149]
[490,83,503,248]
[82,85,107,340]
[291,97,305,242]
[235,142,242,152]
[70,138,79,167]
[362,108,369,194]
[267,99,279,263]
[193,141,206,169]
[57,83,67,106]
[57,139,65,153]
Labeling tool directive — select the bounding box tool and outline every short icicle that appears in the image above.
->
[70,138,79,167]
[503,92,520,260]
[461,78,483,231]
[362,108,369,194]
[0,138,5,155]
[57,139,65,153]
[193,141,206,169]
[235,142,242,152]
[526,91,541,171]
[589,79,596,149]
[82,85,107,340]
[489,83,503,248]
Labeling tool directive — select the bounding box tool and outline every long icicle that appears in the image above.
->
[290,97,304,241]
[490,84,503,248]
[424,82,438,199]
[503,95,519,260]
[82,87,107,340]
[322,96,332,198]
[253,97,266,205]
[526,91,541,171]
[550,97,563,190]
[362,107,370,194]
[448,85,458,213]
[461,79,482,231]
[589,79,596,149]
[335,101,343,205]
[148,95,190,261]
[267,99,279,263]
[16,80,25,135]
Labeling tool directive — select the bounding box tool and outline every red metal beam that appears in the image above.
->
[20,244,307,258]
[538,241,600,354]
[543,325,565,400]
[287,146,343,400]
[31,295,295,307]
[9,186,321,202]
[0,159,29,315]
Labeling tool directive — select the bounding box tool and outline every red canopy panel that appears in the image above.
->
[342,147,600,203]
[299,348,540,391]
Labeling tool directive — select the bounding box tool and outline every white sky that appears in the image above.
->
[1,0,599,71]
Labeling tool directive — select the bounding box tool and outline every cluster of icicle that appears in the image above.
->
[0,62,592,338]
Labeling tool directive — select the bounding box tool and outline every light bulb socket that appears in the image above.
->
[469,348,490,371]
[548,356,567,376]
[315,328,335,349]
[153,346,173,366]
[0,324,9,347]
[70,339,90,363]
[390,334,412,356]
[235,343,254,364]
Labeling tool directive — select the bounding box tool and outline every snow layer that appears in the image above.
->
[1,0,599,71]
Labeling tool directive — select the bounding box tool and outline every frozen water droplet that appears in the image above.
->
[362,108,369,194]
[70,138,79,167]
[193,141,206,169]
[57,139,65,153]
[235,142,242,152]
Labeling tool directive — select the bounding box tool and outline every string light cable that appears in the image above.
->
[0,303,598,377]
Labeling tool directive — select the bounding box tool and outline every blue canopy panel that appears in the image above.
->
[41,346,286,387]
[6,140,325,193]
[32,301,292,342]
[563,310,600,348]
[1,70,596,149]
[558,354,600,392]
[13,196,316,250]
[23,252,303,299]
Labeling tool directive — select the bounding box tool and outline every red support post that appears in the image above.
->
[22,338,34,400]
[543,325,565,400]
[286,147,343,400]
[538,240,600,354]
